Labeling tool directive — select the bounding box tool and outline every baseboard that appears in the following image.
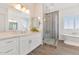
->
[27,44,41,55]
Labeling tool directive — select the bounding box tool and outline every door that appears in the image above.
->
[43,11,59,46]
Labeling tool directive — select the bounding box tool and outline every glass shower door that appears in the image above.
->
[43,11,59,46]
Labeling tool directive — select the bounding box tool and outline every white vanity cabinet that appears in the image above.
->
[0,32,42,55]
[0,37,19,55]
[20,33,42,55]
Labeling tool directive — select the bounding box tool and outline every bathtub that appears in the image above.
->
[63,33,79,46]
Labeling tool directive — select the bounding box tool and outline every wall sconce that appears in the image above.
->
[44,18,47,22]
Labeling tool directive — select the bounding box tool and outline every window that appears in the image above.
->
[75,16,79,29]
[64,16,74,29]
[64,16,79,30]
[9,22,17,30]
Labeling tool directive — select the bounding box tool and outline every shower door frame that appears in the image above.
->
[43,11,59,46]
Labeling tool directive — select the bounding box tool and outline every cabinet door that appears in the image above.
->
[30,37,42,51]
[0,14,5,31]
[20,34,42,55]
[29,34,42,52]
[20,36,30,55]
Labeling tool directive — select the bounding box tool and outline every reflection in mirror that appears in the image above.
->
[9,22,18,31]
[8,19,18,31]
[30,17,41,32]
[22,18,29,31]
[31,17,41,28]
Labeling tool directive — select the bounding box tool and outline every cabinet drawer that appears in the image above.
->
[0,47,18,55]
[0,38,18,48]
[0,38,18,55]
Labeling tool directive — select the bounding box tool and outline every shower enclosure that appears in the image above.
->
[43,4,59,46]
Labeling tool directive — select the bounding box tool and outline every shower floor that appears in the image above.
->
[44,38,56,45]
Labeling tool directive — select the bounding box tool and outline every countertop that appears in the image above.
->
[0,32,41,40]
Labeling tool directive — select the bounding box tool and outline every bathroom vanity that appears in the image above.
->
[0,32,42,55]
[0,4,43,55]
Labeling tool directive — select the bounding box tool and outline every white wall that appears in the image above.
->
[43,3,79,40]
[28,4,43,31]
[59,4,79,40]
[0,0,20,3]
[34,4,43,31]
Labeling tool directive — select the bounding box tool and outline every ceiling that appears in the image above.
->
[8,3,79,9]
[44,3,79,9]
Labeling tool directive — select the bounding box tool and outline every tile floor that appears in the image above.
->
[29,40,79,55]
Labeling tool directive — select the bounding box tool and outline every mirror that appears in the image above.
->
[30,17,41,32]
[8,7,30,32]
[31,17,41,28]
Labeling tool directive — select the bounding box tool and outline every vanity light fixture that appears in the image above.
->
[8,19,17,22]
[22,7,26,12]
[15,4,30,14]
[38,17,41,19]
[25,9,30,14]
[15,4,21,10]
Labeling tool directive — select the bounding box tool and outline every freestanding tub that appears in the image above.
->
[63,33,79,46]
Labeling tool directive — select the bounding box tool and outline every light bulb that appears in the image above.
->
[8,19,17,22]
[15,4,21,10]
[22,7,26,12]
[26,9,30,14]
[38,17,41,19]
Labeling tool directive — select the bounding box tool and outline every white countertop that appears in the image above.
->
[0,32,41,40]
